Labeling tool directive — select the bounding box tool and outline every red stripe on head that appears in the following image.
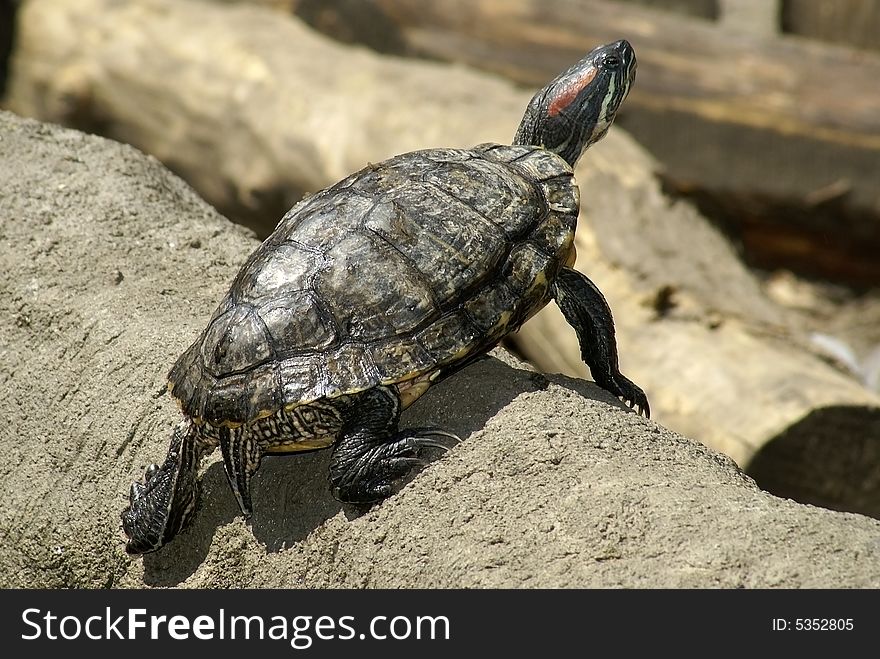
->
[547,66,597,117]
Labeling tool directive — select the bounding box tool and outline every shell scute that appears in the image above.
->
[170,145,577,423]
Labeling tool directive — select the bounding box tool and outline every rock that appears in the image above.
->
[2,111,879,587]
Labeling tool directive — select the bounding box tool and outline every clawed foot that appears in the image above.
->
[331,427,461,504]
[121,420,201,555]
[600,374,650,418]
[121,460,175,555]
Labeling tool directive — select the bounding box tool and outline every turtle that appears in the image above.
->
[122,39,648,554]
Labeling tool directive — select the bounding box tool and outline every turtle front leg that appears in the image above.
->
[552,266,650,417]
[330,386,456,503]
[122,419,214,554]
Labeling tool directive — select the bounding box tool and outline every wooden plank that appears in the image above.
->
[782,0,880,52]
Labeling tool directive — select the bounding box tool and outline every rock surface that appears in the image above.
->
[2,111,879,588]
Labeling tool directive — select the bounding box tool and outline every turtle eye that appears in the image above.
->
[602,54,622,69]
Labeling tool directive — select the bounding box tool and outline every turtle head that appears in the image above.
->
[514,39,636,168]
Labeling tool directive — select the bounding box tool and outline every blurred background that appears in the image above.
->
[2,0,879,519]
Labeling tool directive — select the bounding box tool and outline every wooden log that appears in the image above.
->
[782,0,880,52]
[718,0,780,36]
[0,0,17,95]
[6,0,880,515]
[5,0,526,237]
[617,0,716,20]
[367,0,880,145]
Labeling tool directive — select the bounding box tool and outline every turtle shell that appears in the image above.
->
[168,143,579,426]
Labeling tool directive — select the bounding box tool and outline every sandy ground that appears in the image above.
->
[2,110,879,588]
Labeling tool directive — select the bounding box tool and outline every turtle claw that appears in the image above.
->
[388,456,425,470]
[331,430,458,503]
[331,439,421,503]
[552,267,650,419]
[144,463,160,482]
[631,394,650,418]
[613,376,650,418]
[403,427,462,453]
[129,481,146,500]
[596,372,649,418]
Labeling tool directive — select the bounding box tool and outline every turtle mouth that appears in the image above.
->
[624,61,636,99]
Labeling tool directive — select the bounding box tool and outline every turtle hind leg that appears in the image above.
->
[551,266,650,417]
[219,425,263,518]
[122,419,214,554]
[329,386,458,503]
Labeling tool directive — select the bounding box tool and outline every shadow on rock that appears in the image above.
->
[140,462,240,585]
[140,448,337,584]
[141,352,615,584]
[249,450,342,552]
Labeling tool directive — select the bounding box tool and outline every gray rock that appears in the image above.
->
[2,110,878,588]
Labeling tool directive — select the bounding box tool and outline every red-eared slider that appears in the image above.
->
[122,40,647,554]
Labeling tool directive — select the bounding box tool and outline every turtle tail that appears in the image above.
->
[121,419,210,554]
